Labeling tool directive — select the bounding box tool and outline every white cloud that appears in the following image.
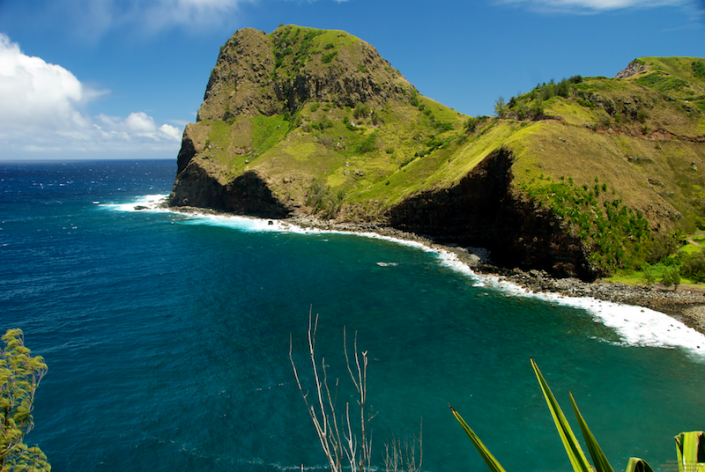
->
[55,0,257,37]
[0,34,183,159]
[160,124,182,141]
[496,0,688,12]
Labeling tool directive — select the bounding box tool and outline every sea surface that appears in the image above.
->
[1,159,704,472]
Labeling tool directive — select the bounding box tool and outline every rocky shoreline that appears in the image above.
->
[168,205,705,336]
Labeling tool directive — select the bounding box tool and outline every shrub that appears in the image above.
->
[324,43,334,49]
[637,109,649,123]
[531,98,544,119]
[385,147,394,154]
[409,96,419,107]
[318,117,333,129]
[516,101,529,120]
[577,98,594,109]
[556,78,570,98]
[681,252,705,283]
[643,268,656,285]
[356,132,378,153]
[353,103,370,119]
[322,51,337,63]
[465,116,480,132]
[310,103,320,112]
[435,121,454,132]
[370,111,383,126]
[661,266,681,290]
[692,61,705,79]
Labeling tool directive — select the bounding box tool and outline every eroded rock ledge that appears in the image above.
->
[169,163,291,219]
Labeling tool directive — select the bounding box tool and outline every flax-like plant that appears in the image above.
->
[675,432,705,472]
[452,359,704,472]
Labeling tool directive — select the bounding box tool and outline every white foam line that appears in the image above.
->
[108,195,705,357]
[98,194,172,213]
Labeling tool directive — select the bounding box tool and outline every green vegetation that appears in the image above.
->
[494,96,508,118]
[661,266,681,290]
[518,177,651,274]
[185,30,705,278]
[693,61,705,79]
[322,51,338,64]
[452,359,705,472]
[1,329,50,471]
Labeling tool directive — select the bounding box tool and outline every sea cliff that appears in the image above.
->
[170,25,705,282]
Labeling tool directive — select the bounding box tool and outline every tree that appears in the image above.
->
[494,96,508,118]
[661,267,681,291]
[1,329,49,471]
[531,98,545,119]
[643,268,656,286]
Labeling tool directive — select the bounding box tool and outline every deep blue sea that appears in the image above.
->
[1,160,704,472]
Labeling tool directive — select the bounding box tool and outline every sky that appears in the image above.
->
[0,0,703,161]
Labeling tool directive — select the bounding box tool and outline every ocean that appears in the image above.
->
[1,159,704,472]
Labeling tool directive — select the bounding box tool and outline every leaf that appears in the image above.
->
[625,457,655,472]
[531,359,591,472]
[569,392,615,472]
[675,432,705,472]
[450,405,508,472]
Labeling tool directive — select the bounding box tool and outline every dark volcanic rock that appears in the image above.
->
[388,148,596,279]
[169,162,290,219]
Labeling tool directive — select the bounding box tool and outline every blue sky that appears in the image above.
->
[0,0,703,160]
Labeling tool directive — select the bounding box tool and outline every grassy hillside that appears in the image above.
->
[173,26,705,277]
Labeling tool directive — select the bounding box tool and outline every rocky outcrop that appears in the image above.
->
[169,162,291,218]
[615,60,648,79]
[389,148,596,279]
[197,27,412,123]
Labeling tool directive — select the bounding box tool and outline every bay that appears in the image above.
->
[1,160,703,472]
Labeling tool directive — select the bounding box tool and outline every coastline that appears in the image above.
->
[160,205,705,337]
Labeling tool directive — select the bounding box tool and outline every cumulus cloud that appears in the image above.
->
[496,0,689,13]
[0,34,182,159]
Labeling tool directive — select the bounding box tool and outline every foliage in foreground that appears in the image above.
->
[452,359,705,472]
[1,329,50,472]
[290,313,422,472]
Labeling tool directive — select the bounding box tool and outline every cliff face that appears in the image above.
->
[169,26,705,280]
[388,149,595,278]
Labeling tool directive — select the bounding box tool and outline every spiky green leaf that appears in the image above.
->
[569,392,615,472]
[675,432,705,472]
[625,457,655,472]
[531,359,591,472]
[450,405,508,472]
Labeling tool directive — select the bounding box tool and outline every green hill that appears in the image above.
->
[169,25,705,280]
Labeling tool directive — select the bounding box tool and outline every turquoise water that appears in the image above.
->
[1,160,703,472]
